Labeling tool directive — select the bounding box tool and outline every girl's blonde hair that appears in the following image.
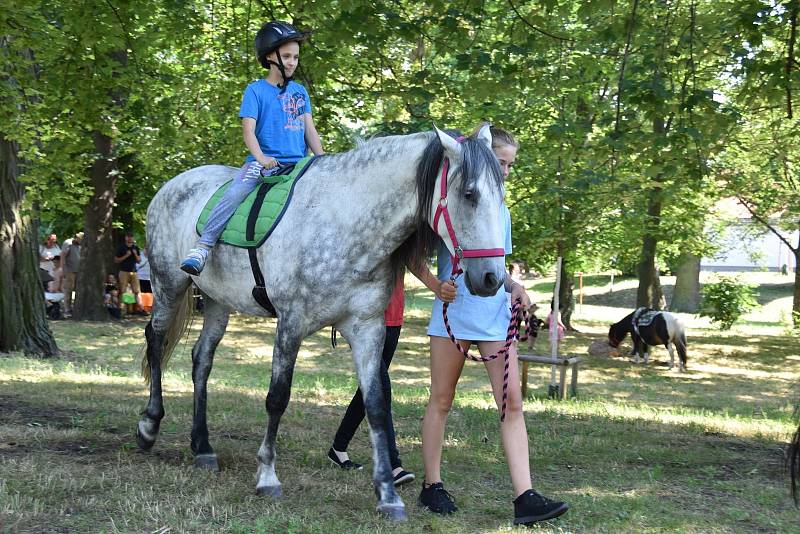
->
[489,126,519,150]
[472,122,519,150]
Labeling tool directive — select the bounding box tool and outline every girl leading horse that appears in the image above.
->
[136,126,507,521]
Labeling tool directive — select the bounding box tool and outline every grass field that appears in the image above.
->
[1,272,799,533]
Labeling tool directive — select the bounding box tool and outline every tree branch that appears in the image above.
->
[736,196,798,253]
[104,0,141,78]
[787,0,798,118]
[615,0,639,135]
[507,0,574,42]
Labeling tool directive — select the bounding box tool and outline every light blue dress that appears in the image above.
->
[427,205,513,341]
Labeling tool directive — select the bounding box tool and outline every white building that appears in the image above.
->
[701,198,798,272]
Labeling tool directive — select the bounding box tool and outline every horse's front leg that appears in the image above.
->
[255,315,302,499]
[190,298,230,471]
[643,345,650,365]
[631,335,642,364]
[339,317,406,522]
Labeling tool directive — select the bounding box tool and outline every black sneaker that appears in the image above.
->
[513,489,568,525]
[418,481,457,514]
[327,447,363,470]
[393,469,415,487]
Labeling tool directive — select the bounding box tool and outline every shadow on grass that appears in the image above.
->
[0,372,795,533]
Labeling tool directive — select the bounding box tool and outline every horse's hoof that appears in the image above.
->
[377,504,407,522]
[256,485,283,499]
[136,422,156,451]
[194,453,220,472]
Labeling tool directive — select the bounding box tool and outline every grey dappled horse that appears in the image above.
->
[136,126,507,521]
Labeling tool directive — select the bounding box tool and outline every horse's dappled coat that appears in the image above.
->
[136,126,508,521]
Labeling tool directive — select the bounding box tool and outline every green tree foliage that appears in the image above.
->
[1,0,798,325]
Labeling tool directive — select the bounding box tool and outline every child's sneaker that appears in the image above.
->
[418,481,457,514]
[180,247,209,275]
[513,489,568,525]
[393,468,415,487]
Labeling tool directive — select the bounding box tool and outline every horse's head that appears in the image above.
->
[425,125,507,297]
[607,322,626,348]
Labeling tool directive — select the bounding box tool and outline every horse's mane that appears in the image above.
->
[391,129,504,281]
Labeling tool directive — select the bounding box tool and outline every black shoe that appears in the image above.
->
[393,469,415,487]
[418,481,457,514]
[513,489,569,525]
[327,448,363,470]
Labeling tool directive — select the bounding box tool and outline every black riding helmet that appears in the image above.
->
[255,21,306,92]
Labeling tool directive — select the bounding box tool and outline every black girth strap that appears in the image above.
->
[247,181,277,315]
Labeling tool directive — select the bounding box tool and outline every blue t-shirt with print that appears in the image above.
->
[239,79,311,165]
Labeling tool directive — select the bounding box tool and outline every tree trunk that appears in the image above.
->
[74,130,118,320]
[73,47,128,321]
[0,134,59,356]
[636,189,664,310]
[793,248,800,328]
[558,260,576,330]
[670,252,701,312]
[637,112,666,311]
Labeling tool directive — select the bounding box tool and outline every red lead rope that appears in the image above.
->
[441,270,532,422]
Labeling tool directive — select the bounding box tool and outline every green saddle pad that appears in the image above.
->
[196,156,315,248]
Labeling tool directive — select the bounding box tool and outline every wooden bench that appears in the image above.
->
[519,354,582,399]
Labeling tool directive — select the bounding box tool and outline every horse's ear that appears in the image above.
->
[434,125,462,158]
[475,123,492,147]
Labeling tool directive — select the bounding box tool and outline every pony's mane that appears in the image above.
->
[391,129,504,280]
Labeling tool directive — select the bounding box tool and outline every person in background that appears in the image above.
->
[60,232,83,318]
[48,255,63,294]
[136,249,151,293]
[44,255,64,319]
[114,232,143,316]
[39,234,61,275]
[104,274,121,320]
[544,298,566,342]
[136,248,152,314]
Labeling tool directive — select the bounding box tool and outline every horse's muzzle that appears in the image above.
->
[462,257,505,297]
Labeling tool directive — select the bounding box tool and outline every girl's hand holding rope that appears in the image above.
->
[510,281,531,309]
[436,280,457,302]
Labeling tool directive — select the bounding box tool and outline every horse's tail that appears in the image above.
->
[676,327,688,367]
[140,287,194,383]
[790,422,800,503]
[665,313,688,367]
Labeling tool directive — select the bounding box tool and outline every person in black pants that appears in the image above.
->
[328,324,414,485]
[328,269,455,487]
